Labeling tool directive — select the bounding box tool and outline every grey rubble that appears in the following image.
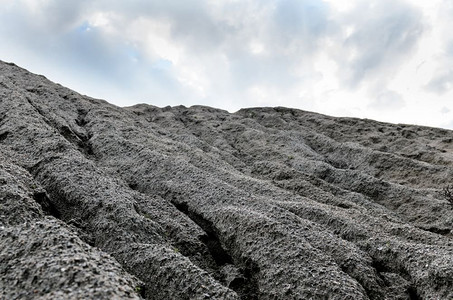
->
[0,61,452,300]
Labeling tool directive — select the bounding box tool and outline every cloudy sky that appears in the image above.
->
[1,0,453,129]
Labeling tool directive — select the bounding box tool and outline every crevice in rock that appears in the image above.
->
[371,259,401,289]
[0,131,9,142]
[326,158,349,170]
[230,259,260,300]
[25,86,45,95]
[66,218,96,247]
[32,191,61,219]
[74,109,94,157]
[26,98,94,158]
[29,170,97,248]
[129,186,224,279]
[338,264,381,300]
[173,201,259,300]
[371,257,421,300]
[134,284,147,299]
[26,97,53,128]
[28,161,97,247]
[75,109,88,127]
[78,137,94,157]
[173,202,233,267]
[128,182,138,190]
[416,226,451,236]
[405,285,421,299]
[58,123,94,158]
[29,155,63,175]
[407,286,422,300]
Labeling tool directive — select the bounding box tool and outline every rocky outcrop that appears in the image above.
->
[0,60,452,299]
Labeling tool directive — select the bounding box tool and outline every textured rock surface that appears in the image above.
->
[1,60,452,299]
[0,152,142,299]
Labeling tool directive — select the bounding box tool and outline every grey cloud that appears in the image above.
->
[0,1,93,57]
[103,0,331,101]
[57,27,188,104]
[215,0,333,97]
[93,0,229,52]
[2,0,90,35]
[38,0,92,32]
[164,3,227,50]
[59,27,137,80]
[229,54,299,90]
[339,0,424,87]
[0,1,189,106]
[0,4,127,80]
[422,0,453,96]
[273,0,330,46]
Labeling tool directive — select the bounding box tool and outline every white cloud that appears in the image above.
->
[368,90,405,111]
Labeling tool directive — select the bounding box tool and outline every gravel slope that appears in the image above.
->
[1,60,452,299]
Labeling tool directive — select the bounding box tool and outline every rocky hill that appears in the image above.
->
[1,60,452,299]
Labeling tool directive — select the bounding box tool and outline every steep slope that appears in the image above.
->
[1,60,452,299]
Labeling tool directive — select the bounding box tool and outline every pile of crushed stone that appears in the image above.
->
[1,60,452,299]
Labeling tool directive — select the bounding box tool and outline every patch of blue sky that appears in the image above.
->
[151,58,173,70]
[76,21,92,33]
[274,0,328,37]
[125,47,140,63]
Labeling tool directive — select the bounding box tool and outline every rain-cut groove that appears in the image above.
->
[26,97,53,128]
[407,286,422,300]
[173,202,233,266]
[57,122,94,158]
[416,226,451,236]
[27,162,97,247]
[32,190,61,219]
[172,201,259,300]
[26,97,94,157]
[30,186,96,248]
[371,258,421,300]
[276,202,422,299]
[337,263,381,300]
[0,131,9,142]
[73,108,95,157]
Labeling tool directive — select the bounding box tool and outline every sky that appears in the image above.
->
[1,0,453,129]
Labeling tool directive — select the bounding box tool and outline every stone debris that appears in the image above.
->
[1,60,452,299]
